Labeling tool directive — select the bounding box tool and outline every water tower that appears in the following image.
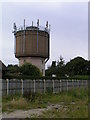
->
[13,19,50,76]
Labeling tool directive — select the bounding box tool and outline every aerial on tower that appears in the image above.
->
[13,19,50,76]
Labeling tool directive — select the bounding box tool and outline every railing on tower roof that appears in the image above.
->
[12,19,50,34]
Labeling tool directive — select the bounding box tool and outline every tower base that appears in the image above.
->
[19,57,45,76]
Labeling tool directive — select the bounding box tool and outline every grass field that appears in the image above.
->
[70,75,90,80]
[2,88,88,118]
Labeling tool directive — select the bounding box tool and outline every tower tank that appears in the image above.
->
[13,19,50,76]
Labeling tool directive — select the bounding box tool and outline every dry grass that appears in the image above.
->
[9,97,29,109]
[2,97,30,112]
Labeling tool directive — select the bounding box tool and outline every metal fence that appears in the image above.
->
[2,79,88,95]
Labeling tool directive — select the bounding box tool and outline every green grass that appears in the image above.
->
[2,88,88,118]
[70,75,90,80]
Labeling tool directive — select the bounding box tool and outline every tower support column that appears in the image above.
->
[19,57,45,76]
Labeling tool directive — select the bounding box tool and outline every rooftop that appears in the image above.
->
[0,60,7,71]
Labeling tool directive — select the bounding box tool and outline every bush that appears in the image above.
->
[19,63,42,77]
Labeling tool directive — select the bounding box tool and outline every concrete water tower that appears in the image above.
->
[13,19,50,76]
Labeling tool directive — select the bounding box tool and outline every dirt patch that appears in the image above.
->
[2,104,62,118]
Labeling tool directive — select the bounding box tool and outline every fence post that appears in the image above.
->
[34,80,35,93]
[76,80,78,87]
[60,80,61,92]
[78,80,80,87]
[81,80,83,87]
[6,79,9,96]
[86,80,88,88]
[67,80,68,91]
[21,79,23,95]
[72,79,74,88]
[53,80,54,93]
[44,79,46,93]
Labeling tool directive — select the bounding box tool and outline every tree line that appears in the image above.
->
[45,56,90,77]
[4,63,42,78]
[3,56,90,79]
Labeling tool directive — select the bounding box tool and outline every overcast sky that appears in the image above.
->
[0,1,88,68]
